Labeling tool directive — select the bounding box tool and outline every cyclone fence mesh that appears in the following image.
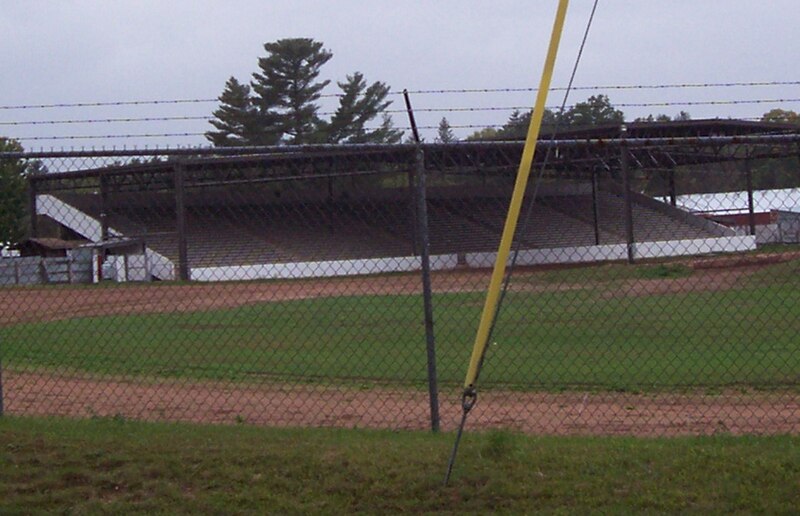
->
[1,134,799,435]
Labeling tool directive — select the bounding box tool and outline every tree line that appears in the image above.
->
[0,138,30,252]
[3,33,800,251]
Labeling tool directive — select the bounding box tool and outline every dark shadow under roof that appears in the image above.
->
[547,118,800,140]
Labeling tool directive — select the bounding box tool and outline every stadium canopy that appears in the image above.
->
[23,119,800,193]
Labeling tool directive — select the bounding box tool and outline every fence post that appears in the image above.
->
[174,161,190,281]
[98,174,109,281]
[28,176,38,239]
[100,174,110,240]
[404,90,421,257]
[745,158,756,236]
[0,356,4,416]
[621,144,636,264]
[591,167,601,245]
[668,168,677,207]
[39,259,48,284]
[414,148,441,433]
[408,168,420,255]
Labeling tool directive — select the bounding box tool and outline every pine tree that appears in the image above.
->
[205,77,276,146]
[325,72,402,143]
[435,117,456,143]
[251,38,333,144]
[673,111,692,121]
[208,38,401,146]
[496,109,560,140]
[367,114,403,144]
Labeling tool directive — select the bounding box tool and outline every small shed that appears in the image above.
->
[6,238,94,284]
[17,238,88,258]
[83,237,151,282]
[775,209,800,243]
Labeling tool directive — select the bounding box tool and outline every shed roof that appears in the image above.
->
[22,238,87,250]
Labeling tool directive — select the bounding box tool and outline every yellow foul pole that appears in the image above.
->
[463,0,570,389]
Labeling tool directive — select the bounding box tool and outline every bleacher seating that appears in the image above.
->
[48,190,732,269]
[542,193,722,243]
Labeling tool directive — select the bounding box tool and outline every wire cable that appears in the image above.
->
[444,0,599,487]
[2,81,798,110]
[3,99,797,128]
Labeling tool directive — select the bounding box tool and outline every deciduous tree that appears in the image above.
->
[0,138,29,251]
[562,94,624,128]
[762,108,799,124]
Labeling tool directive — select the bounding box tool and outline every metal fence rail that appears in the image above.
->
[1,136,798,434]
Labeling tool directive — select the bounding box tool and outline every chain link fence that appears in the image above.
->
[1,134,799,435]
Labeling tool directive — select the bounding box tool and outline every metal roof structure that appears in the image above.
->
[10,119,800,195]
[548,118,800,140]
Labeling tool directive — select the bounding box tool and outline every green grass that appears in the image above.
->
[2,258,799,391]
[1,416,798,514]
[518,260,696,284]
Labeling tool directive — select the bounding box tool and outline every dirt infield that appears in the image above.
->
[5,371,798,436]
[2,252,797,435]
[0,271,445,325]
[1,253,788,326]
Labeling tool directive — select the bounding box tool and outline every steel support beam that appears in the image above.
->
[174,161,190,281]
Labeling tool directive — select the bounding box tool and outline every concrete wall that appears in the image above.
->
[466,235,756,268]
[189,235,757,282]
[191,254,460,282]
[731,224,782,245]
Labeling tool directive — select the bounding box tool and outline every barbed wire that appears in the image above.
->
[16,132,210,141]
[1,115,211,126]
[3,98,798,127]
[13,116,780,141]
[402,80,800,95]
[2,80,799,110]
[394,98,798,113]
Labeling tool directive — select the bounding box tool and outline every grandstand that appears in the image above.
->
[29,121,797,282]
[34,179,742,282]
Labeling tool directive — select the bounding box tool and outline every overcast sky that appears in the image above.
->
[2,1,799,149]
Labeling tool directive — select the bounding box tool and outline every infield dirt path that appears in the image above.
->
[5,371,798,436]
[2,253,798,435]
[0,256,781,326]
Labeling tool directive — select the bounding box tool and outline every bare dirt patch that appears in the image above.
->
[5,371,798,436]
[0,255,786,326]
[690,250,800,269]
[0,271,481,326]
[3,255,796,435]
[600,266,758,299]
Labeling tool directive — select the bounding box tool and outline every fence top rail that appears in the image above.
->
[3,133,799,162]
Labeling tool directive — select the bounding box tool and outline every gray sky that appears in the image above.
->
[2,1,799,149]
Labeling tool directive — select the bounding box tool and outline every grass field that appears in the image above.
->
[2,259,799,391]
[1,416,798,513]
